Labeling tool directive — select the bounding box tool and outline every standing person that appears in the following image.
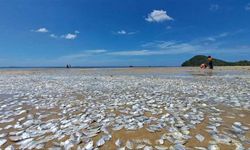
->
[207,56,213,69]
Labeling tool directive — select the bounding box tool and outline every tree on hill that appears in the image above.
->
[181,55,250,66]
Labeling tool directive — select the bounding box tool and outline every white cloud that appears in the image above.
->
[156,41,176,49]
[108,47,195,56]
[60,31,80,40]
[61,33,77,40]
[116,30,136,35]
[50,34,58,38]
[74,30,80,34]
[117,30,126,35]
[49,31,80,40]
[145,10,173,22]
[109,41,198,56]
[141,41,175,48]
[34,27,49,33]
[85,49,107,53]
[210,4,219,11]
[205,32,229,42]
[207,37,216,41]
[65,33,77,39]
[55,30,248,60]
[245,3,250,11]
[57,41,198,58]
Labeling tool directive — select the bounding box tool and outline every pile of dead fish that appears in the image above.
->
[0,69,249,149]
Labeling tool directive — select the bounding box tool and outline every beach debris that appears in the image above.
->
[155,145,168,150]
[208,144,220,150]
[136,144,146,149]
[84,140,94,150]
[125,140,133,149]
[194,147,207,150]
[155,139,164,145]
[0,69,249,149]
[195,134,205,142]
[115,139,122,147]
[0,133,7,138]
[0,139,7,147]
[144,146,153,150]
[5,145,15,150]
[96,137,105,147]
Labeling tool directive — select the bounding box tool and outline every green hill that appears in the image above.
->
[182,55,250,66]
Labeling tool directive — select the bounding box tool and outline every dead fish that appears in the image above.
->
[85,133,98,138]
[96,137,105,147]
[112,125,123,131]
[0,133,7,138]
[36,144,45,149]
[16,138,33,146]
[5,145,15,150]
[155,146,168,150]
[195,134,205,142]
[48,147,61,150]
[21,132,31,139]
[18,138,35,149]
[115,139,122,147]
[84,140,94,150]
[102,134,112,141]
[170,143,186,150]
[194,147,207,150]
[233,122,242,127]
[235,141,244,150]
[155,139,164,145]
[9,130,24,136]
[9,136,23,142]
[63,140,74,150]
[136,144,145,149]
[101,127,109,134]
[142,138,152,145]
[146,127,155,133]
[117,147,125,150]
[0,118,15,123]
[208,144,219,150]
[0,139,7,147]
[144,146,153,150]
[4,125,13,130]
[125,140,133,149]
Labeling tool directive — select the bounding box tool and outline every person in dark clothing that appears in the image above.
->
[207,56,213,69]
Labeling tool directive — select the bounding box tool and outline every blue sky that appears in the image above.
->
[0,0,250,66]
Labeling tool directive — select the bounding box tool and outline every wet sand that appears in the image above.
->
[0,67,250,149]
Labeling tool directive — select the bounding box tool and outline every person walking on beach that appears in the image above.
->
[207,56,213,69]
[66,64,70,68]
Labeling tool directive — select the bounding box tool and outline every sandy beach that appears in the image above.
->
[0,67,250,150]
